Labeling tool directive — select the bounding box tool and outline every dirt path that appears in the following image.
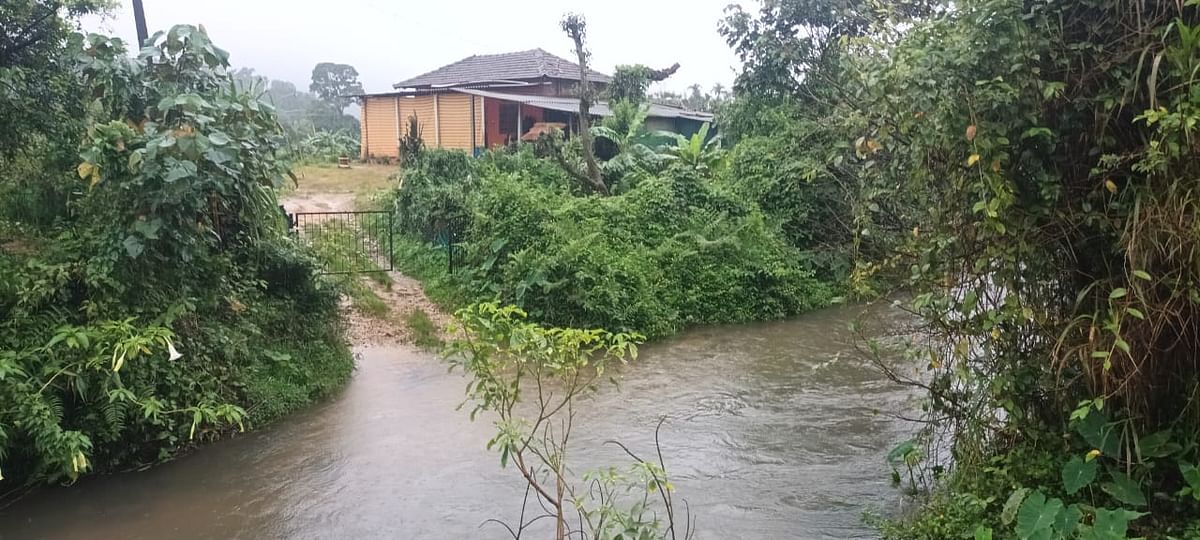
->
[340,271,454,347]
[282,192,357,213]
[281,164,452,348]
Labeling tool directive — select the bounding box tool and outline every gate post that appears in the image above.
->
[447,226,454,275]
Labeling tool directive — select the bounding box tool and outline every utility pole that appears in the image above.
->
[131,0,148,47]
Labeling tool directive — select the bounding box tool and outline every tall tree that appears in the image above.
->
[308,62,363,111]
[719,0,937,100]
[0,0,109,157]
[608,63,681,104]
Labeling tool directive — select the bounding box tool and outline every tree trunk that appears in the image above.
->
[563,15,608,196]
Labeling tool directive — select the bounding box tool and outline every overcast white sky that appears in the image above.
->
[82,1,750,96]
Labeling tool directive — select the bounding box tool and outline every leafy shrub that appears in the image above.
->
[0,25,351,486]
[389,148,480,240]
[291,129,359,164]
[715,0,1200,537]
[386,148,837,338]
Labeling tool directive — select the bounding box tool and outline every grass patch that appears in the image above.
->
[348,280,390,318]
[391,233,469,311]
[241,302,355,424]
[286,163,396,198]
[405,308,442,350]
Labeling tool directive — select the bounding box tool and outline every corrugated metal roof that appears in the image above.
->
[451,88,714,122]
[393,49,612,89]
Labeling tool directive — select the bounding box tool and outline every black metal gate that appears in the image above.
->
[291,211,393,275]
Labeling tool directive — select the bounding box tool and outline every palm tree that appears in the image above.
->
[710,83,727,101]
[685,83,705,110]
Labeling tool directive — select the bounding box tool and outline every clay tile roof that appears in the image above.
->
[392,48,612,89]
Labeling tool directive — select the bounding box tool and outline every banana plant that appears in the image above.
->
[590,101,672,177]
[657,122,724,173]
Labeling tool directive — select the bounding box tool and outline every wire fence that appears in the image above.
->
[291,211,393,275]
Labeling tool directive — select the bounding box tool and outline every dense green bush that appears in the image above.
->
[0,25,351,486]
[720,0,1200,537]
[719,133,855,278]
[389,149,482,241]
[290,129,359,165]
[385,145,837,338]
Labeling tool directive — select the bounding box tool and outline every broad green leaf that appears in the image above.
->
[1101,472,1146,506]
[1054,504,1083,536]
[1016,491,1062,539]
[207,131,231,145]
[163,161,197,182]
[1021,126,1054,139]
[1180,463,1200,499]
[1087,508,1145,539]
[1137,430,1177,459]
[1109,288,1127,299]
[1062,456,1098,494]
[1076,411,1119,456]
[122,235,144,258]
[887,440,917,463]
[1002,487,1029,525]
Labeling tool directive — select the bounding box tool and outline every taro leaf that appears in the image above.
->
[1137,430,1178,459]
[132,218,162,240]
[1101,472,1147,506]
[207,131,231,145]
[1016,491,1062,539]
[203,147,236,165]
[122,235,144,258]
[1076,410,1119,457]
[156,95,175,113]
[163,160,197,183]
[1063,456,1098,495]
[1054,503,1083,536]
[1002,487,1029,525]
[1180,462,1200,500]
[1085,508,1146,540]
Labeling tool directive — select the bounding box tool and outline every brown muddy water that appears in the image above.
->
[0,303,917,539]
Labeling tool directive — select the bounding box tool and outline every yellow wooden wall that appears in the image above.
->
[401,96,436,150]
[361,93,485,158]
[361,96,399,159]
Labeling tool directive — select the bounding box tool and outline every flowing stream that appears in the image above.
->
[0,302,917,539]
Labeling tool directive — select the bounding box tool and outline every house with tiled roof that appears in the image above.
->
[357,49,711,160]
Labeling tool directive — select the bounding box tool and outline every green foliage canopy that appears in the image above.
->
[309,61,364,111]
[718,0,1200,537]
[1,24,351,487]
